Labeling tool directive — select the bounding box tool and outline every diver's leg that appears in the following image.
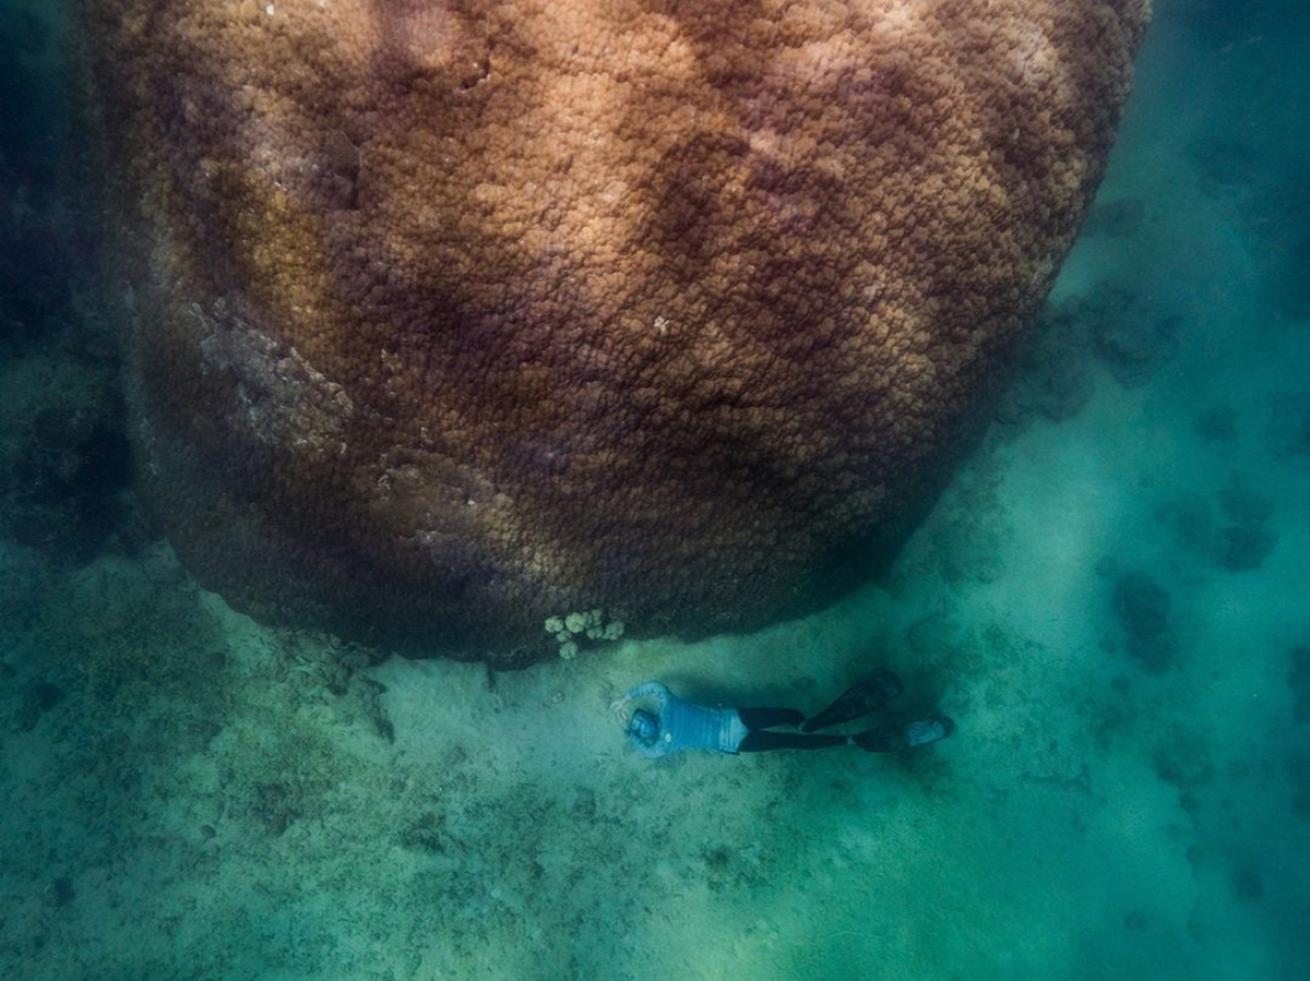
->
[737,707,806,730]
[852,715,955,752]
[738,730,850,752]
[801,670,903,732]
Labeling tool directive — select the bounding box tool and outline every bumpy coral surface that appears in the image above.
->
[77,0,1149,664]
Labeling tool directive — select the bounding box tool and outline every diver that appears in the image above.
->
[614,671,954,758]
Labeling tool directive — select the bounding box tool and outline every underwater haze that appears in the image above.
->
[2,1,1309,978]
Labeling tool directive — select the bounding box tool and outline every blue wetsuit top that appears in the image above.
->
[626,681,748,757]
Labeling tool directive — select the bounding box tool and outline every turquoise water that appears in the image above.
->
[2,1,1308,978]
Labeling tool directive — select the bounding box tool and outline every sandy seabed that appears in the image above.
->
[2,2,1308,978]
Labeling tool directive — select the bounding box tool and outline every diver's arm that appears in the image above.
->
[627,681,671,705]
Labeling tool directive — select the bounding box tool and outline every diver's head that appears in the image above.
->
[628,709,660,746]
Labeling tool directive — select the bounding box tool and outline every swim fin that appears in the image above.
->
[852,714,955,752]
[800,670,903,732]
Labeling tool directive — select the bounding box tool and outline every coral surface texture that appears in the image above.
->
[78,0,1150,662]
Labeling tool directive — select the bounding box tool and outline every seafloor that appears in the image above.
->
[2,2,1308,978]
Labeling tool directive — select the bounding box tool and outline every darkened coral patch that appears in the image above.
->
[995,296,1097,433]
[1082,196,1146,238]
[1152,725,1215,792]
[0,382,133,562]
[1153,476,1278,575]
[1194,406,1238,444]
[1110,567,1175,674]
[1289,647,1310,724]
[1081,285,1182,389]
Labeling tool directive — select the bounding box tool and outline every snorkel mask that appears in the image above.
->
[628,709,659,746]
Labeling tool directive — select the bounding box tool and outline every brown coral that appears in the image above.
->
[76,0,1150,664]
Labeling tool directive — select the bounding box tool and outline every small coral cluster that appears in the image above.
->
[543,610,625,660]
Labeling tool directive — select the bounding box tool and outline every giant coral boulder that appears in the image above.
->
[77,0,1149,664]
